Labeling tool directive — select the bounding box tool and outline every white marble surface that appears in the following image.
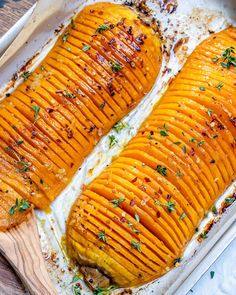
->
[187,239,236,295]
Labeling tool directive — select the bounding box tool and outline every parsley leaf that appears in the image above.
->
[93,285,117,295]
[62,30,70,43]
[131,240,141,252]
[82,45,91,52]
[32,105,40,124]
[221,46,236,69]
[108,135,118,148]
[113,121,129,133]
[110,60,123,73]
[9,198,31,215]
[21,71,32,81]
[215,82,224,90]
[96,24,109,34]
[179,212,187,220]
[110,198,125,208]
[156,165,167,177]
[160,129,168,136]
[98,231,106,242]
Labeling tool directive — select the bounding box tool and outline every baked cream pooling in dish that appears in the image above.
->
[66,27,236,288]
[0,2,162,231]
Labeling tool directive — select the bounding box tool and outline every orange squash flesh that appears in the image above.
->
[0,2,162,231]
[66,27,236,287]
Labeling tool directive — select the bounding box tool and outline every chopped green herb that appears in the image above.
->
[161,198,176,213]
[131,240,141,252]
[199,86,205,91]
[110,60,123,73]
[174,141,181,145]
[132,228,141,234]
[176,169,184,177]
[160,129,168,136]
[207,109,213,116]
[99,102,106,109]
[225,197,234,205]
[93,285,117,295]
[211,57,219,63]
[17,161,30,172]
[113,121,129,133]
[32,105,40,124]
[189,138,196,143]
[200,231,208,239]
[82,45,91,52]
[9,198,31,215]
[71,275,81,295]
[215,82,224,90]
[134,212,140,223]
[127,221,133,227]
[108,135,118,148]
[110,198,125,208]
[16,140,24,145]
[71,275,79,283]
[179,212,187,220]
[62,30,70,43]
[72,284,81,295]
[62,90,76,98]
[98,231,106,242]
[221,46,236,69]
[21,71,31,81]
[182,145,187,153]
[212,205,218,214]
[197,140,205,147]
[156,165,167,177]
[71,19,75,29]
[95,24,109,34]
[210,271,215,279]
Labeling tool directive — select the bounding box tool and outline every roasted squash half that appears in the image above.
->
[66,27,236,287]
[0,2,162,231]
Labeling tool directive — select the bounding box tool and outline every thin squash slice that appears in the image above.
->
[66,27,236,287]
[0,2,162,231]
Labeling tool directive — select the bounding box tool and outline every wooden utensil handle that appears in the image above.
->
[0,211,56,295]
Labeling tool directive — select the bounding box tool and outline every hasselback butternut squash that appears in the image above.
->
[0,2,162,231]
[66,27,236,287]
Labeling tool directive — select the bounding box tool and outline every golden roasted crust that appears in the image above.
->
[0,2,161,230]
[66,27,236,287]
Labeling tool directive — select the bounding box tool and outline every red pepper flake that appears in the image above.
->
[130,199,135,206]
[144,177,151,182]
[31,131,37,138]
[120,217,126,223]
[131,177,138,183]
[190,147,195,156]
[46,108,54,113]
[156,211,161,218]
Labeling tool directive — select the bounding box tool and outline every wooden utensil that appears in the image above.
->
[0,0,65,69]
[0,210,56,295]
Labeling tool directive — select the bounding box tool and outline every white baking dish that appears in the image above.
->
[0,0,235,294]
